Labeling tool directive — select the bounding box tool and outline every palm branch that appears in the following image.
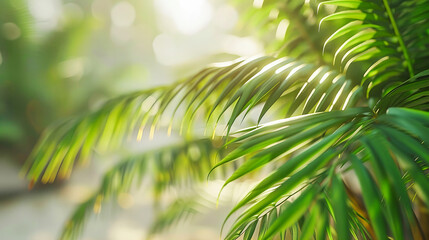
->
[23,0,429,239]
[61,138,233,239]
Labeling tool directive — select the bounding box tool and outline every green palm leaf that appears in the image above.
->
[318,0,429,98]
[23,56,363,184]
[220,107,429,239]
[20,0,429,239]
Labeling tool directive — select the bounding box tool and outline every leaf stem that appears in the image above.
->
[382,0,414,77]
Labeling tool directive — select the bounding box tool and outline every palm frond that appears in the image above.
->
[211,108,369,188]
[23,56,362,184]
[61,138,228,240]
[228,189,317,240]
[177,56,363,134]
[318,0,429,98]
[22,89,164,184]
[220,107,429,239]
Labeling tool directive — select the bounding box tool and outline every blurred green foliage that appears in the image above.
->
[0,0,151,161]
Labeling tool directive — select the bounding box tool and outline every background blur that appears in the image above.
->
[0,0,264,239]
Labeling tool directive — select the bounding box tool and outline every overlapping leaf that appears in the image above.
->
[318,0,429,98]
[23,56,361,184]
[376,69,429,113]
[220,107,429,239]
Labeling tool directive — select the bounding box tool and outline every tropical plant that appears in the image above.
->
[23,0,429,239]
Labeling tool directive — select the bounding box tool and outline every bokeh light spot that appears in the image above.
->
[28,0,62,30]
[2,23,21,40]
[117,193,134,209]
[111,1,136,27]
[58,58,84,80]
[213,5,238,31]
[155,0,213,35]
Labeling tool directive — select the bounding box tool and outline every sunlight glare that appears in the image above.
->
[307,67,324,82]
[319,72,331,83]
[342,86,359,110]
[109,221,145,240]
[330,82,347,111]
[276,19,289,40]
[275,62,295,74]
[269,9,279,19]
[155,0,213,35]
[213,5,238,31]
[221,35,263,57]
[28,0,62,30]
[253,0,264,8]
[285,64,306,81]
[315,93,326,110]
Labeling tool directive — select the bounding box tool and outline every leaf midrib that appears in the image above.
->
[382,0,415,77]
